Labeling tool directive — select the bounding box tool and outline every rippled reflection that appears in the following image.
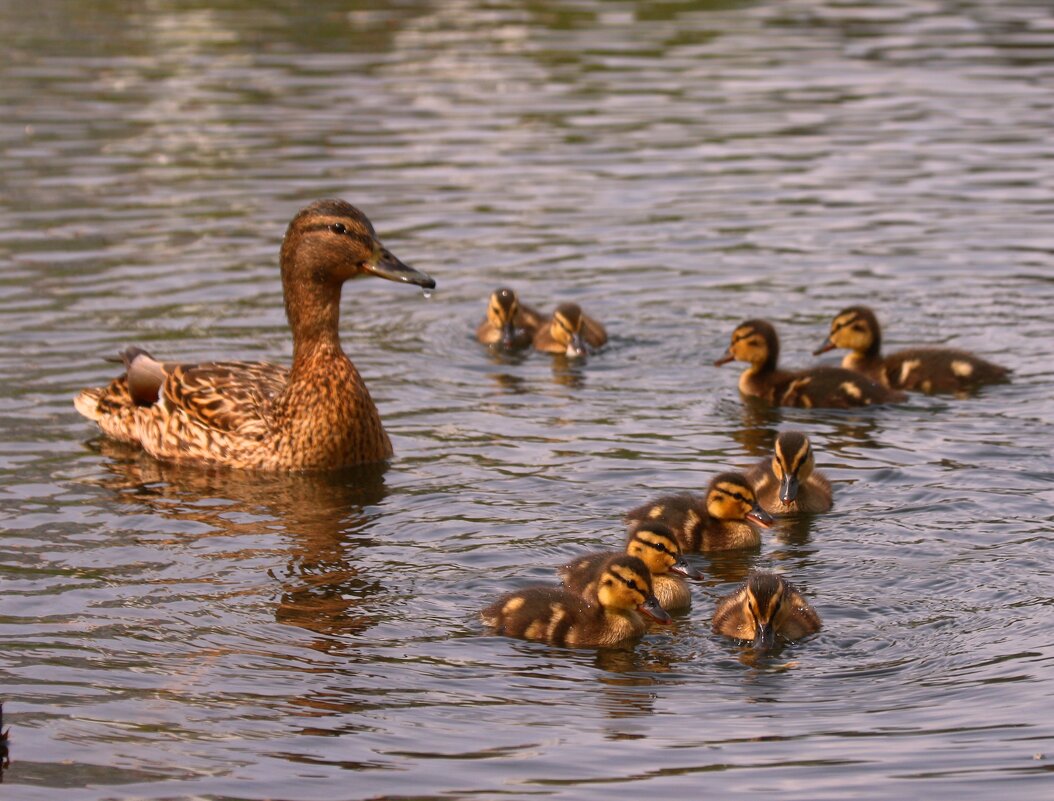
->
[86,438,389,648]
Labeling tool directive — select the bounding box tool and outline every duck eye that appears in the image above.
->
[330,223,348,235]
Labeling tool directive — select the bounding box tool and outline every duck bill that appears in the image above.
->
[670,555,703,580]
[713,349,734,366]
[813,337,835,356]
[752,622,776,649]
[746,504,774,528]
[638,594,672,625]
[365,247,436,289]
[778,474,799,504]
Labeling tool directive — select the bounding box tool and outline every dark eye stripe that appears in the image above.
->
[831,314,863,334]
[611,568,646,594]
[639,538,676,557]
[716,488,753,505]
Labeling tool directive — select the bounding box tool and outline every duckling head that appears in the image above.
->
[772,431,816,504]
[597,554,672,624]
[626,522,703,580]
[706,472,774,528]
[814,306,880,356]
[487,288,521,349]
[549,303,587,358]
[743,571,790,648]
[714,319,779,371]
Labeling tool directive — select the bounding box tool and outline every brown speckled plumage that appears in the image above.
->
[815,305,1010,394]
[715,319,906,408]
[624,472,773,553]
[73,199,435,471]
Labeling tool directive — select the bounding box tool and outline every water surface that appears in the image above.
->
[1,1,1053,799]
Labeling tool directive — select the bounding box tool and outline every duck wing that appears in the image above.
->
[157,360,289,438]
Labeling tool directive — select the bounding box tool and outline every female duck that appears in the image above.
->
[74,200,436,471]
[814,305,1010,393]
[559,522,701,612]
[624,472,774,553]
[746,431,833,515]
[533,302,608,357]
[482,554,671,648]
[712,571,822,648]
[714,319,905,408]
[476,287,543,350]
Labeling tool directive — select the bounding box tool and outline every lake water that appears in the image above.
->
[2,1,1053,798]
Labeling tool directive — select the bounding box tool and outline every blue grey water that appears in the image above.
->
[1,1,1053,799]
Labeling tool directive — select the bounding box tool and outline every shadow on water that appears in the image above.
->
[84,439,390,645]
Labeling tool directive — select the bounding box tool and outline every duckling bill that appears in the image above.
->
[74,200,435,471]
[712,571,821,648]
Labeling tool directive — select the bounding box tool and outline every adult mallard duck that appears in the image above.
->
[74,199,436,471]
[533,302,608,357]
[482,554,671,648]
[476,287,544,350]
[624,472,774,553]
[558,522,701,612]
[814,305,1011,393]
[715,319,906,408]
[745,431,833,515]
[712,571,822,648]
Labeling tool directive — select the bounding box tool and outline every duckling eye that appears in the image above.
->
[852,323,866,332]
[330,223,348,235]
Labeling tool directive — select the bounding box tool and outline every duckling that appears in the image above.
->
[624,472,774,553]
[712,571,821,648]
[814,305,1010,393]
[476,287,544,350]
[714,319,906,408]
[74,200,436,471]
[745,431,833,515]
[482,554,672,648]
[533,302,608,357]
[558,522,701,612]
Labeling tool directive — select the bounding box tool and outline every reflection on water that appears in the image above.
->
[87,438,389,647]
[2,0,1054,798]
